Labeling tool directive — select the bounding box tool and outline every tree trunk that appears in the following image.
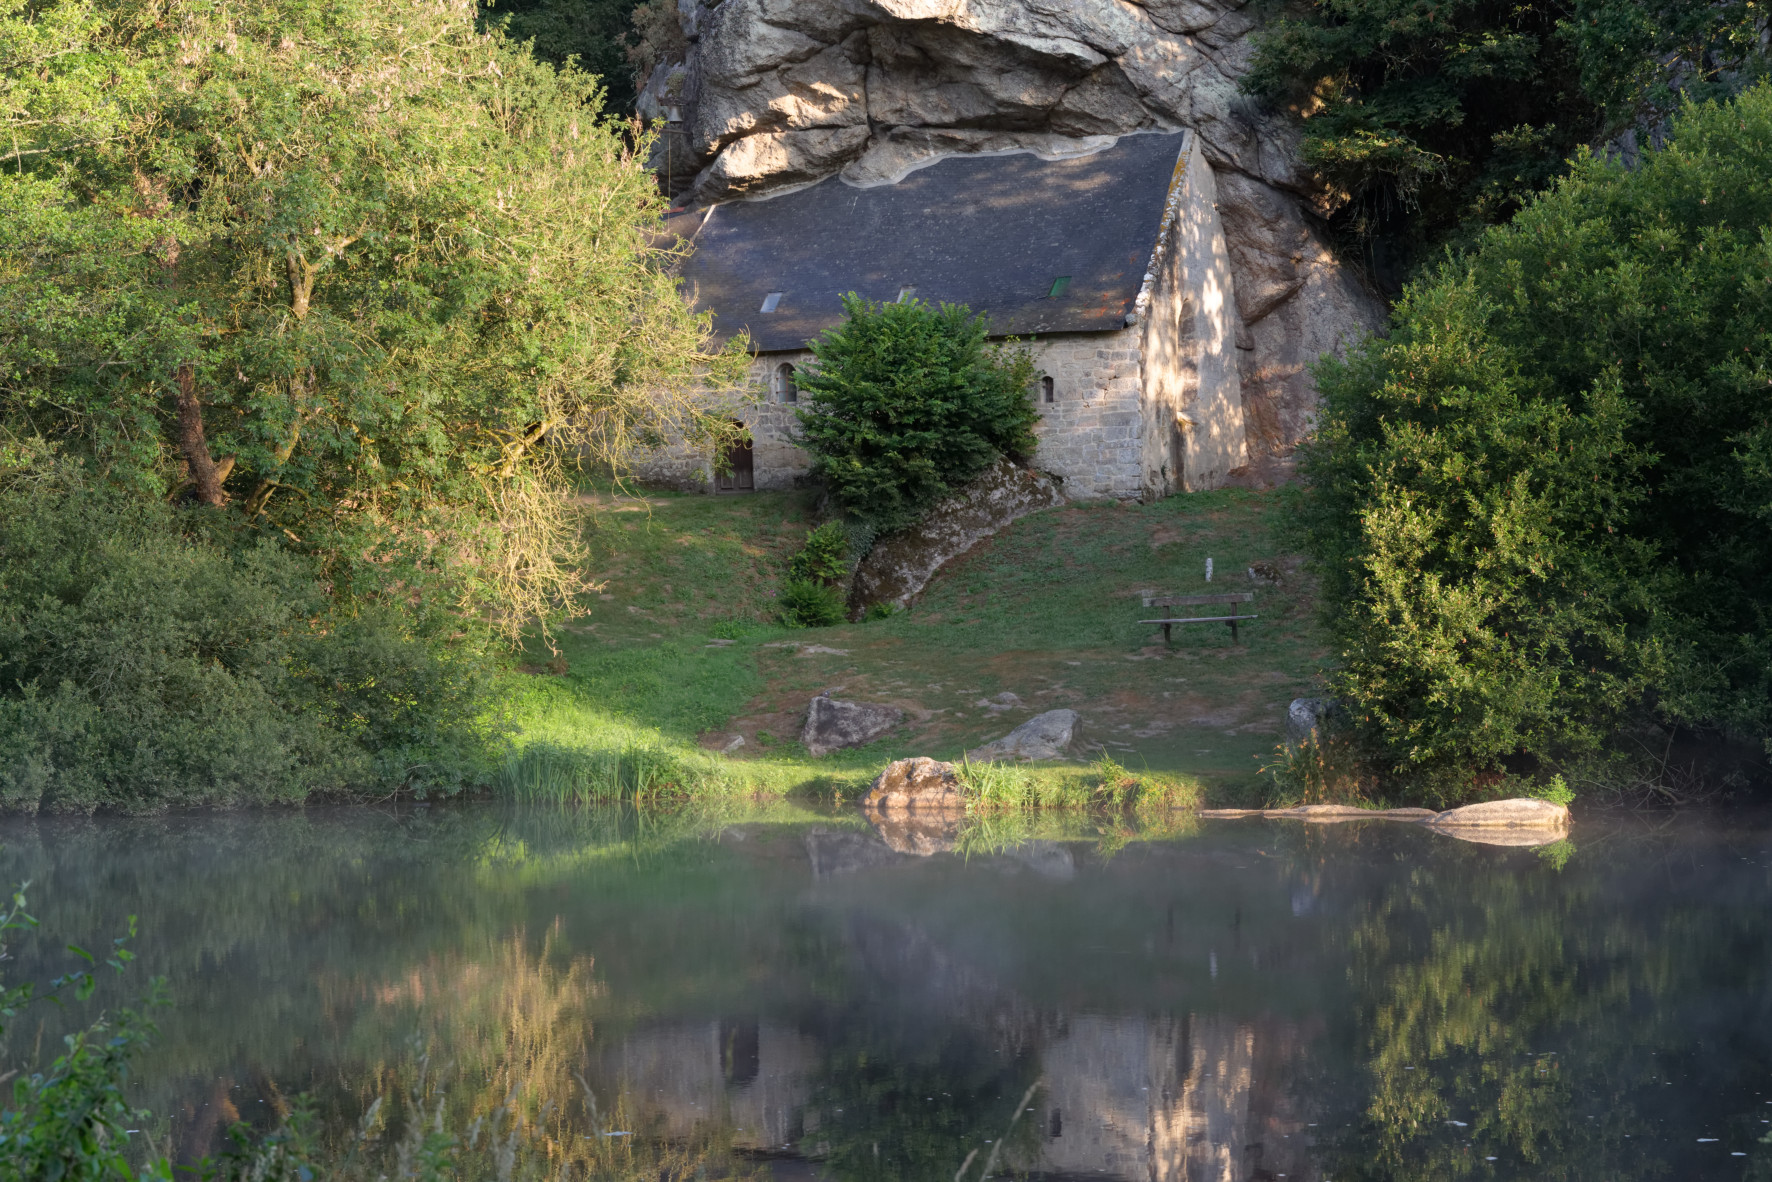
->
[175,364,229,506]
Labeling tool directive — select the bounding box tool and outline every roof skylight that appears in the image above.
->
[1048,276,1072,299]
[759,291,783,313]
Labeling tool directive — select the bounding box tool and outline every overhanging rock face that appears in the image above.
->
[644,0,1387,466]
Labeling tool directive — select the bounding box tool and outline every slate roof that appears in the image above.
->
[671,132,1189,354]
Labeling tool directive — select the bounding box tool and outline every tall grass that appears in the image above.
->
[495,742,704,804]
[1259,733,1377,806]
[955,755,1202,812]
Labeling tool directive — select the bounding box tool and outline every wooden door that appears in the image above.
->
[716,426,753,492]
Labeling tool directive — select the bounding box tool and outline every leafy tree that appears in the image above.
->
[795,296,1040,534]
[0,0,745,642]
[1296,85,1772,783]
[1243,0,1768,277]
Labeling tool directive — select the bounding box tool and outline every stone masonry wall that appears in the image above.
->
[1023,331,1145,500]
[637,336,1153,499]
[742,349,815,489]
[630,351,815,490]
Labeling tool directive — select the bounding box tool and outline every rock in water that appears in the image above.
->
[965,709,1078,762]
[851,459,1065,613]
[801,693,904,757]
[1430,799,1571,830]
[862,756,965,811]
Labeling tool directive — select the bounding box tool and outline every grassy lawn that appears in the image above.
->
[504,484,1332,805]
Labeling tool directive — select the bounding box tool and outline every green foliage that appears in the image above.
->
[794,295,1041,533]
[787,521,852,584]
[480,0,652,113]
[1530,774,1577,808]
[0,469,501,811]
[1243,0,1768,271]
[777,576,847,628]
[1296,86,1772,776]
[0,0,745,643]
[0,885,162,1182]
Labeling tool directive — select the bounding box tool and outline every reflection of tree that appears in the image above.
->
[1320,834,1772,1182]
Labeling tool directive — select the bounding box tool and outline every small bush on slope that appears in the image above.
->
[1297,85,1772,778]
[787,521,851,583]
[794,296,1040,534]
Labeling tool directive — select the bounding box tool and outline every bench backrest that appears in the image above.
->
[1141,591,1254,608]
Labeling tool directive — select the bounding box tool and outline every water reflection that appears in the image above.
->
[3,805,1772,1179]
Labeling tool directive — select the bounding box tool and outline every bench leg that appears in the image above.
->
[1228,619,1239,643]
[1162,622,1172,646]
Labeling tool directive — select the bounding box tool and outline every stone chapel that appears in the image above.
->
[635,129,1250,500]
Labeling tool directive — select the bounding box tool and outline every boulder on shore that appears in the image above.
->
[965,709,1078,762]
[862,756,965,812]
[801,694,904,757]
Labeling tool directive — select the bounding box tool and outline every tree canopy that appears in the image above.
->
[1295,85,1772,783]
[0,0,744,638]
[1243,0,1770,279]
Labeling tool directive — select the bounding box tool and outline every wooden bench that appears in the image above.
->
[1139,591,1258,644]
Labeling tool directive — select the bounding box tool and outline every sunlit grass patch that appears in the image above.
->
[955,754,1203,812]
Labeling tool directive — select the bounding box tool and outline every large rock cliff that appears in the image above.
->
[641,0,1385,464]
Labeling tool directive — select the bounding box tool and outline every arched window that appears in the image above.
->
[776,362,797,404]
[1041,376,1055,403]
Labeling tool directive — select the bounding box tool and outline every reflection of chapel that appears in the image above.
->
[639,130,1248,501]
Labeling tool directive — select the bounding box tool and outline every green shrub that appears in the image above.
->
[788,521,851,583]
[794,295,1041,533]
[778,577,847,628]
[1296,85,1772,777]
[0,474,503,811]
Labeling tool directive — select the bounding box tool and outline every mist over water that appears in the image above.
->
[3,804,1770,1180]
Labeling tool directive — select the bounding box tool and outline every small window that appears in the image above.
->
[760,291,783,313]
[896,285,917,303]
[776,362,797,404]
[1041,376,1055,403]
[1048,276,1072,299]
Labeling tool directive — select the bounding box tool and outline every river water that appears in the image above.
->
[2,804,1770,1180]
